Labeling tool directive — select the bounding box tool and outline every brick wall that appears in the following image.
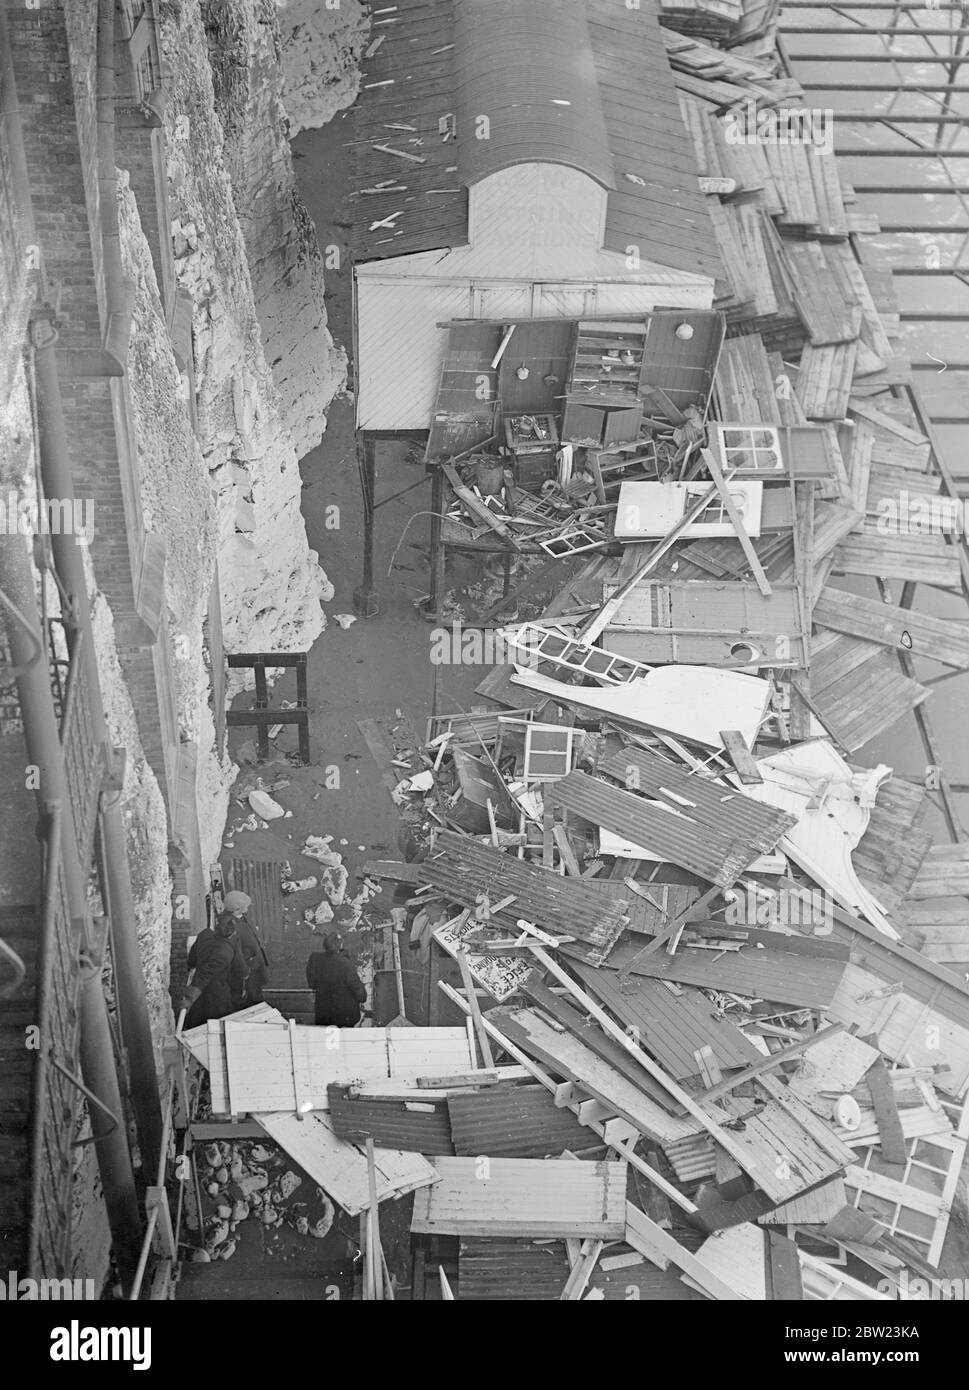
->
[6,3,188,837]
[8,3,103,350]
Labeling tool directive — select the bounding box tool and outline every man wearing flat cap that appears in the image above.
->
[180,890,270,1027]
[220,889,270,1006]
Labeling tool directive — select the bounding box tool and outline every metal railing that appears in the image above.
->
[59,635,104,872]
[26,808,84,1281]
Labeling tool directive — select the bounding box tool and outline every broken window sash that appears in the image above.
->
[716,423,784,474]
[501,621,652,684]
[522,723,576,783]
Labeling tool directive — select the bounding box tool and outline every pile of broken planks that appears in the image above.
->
[350,628,969,1297]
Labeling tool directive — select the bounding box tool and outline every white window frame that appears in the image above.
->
[716,423,785,474]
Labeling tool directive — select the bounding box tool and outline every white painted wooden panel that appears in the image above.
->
[257,1112,438,1216]
[355,280,471,430]
[386,1028,476,1078]
[203,1023,475,1115]
[694,1224,767,1301]
[510,665,771,750]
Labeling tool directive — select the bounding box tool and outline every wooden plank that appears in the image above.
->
[813,587,969,669]
[439,980,702,1217]
[257,1112,437,1217]
[560,1238,604,1300]
[702,448,772,595]
[494,1007,697,1146]
[719,728,763,784]
[692,1223,767,1300]
[624,1205,748,1301]
[456,951,495,1070]
[527,946,843,1202]
[695,1023,845,1105]
[848,398,928,447]
[552,824,582,876]
[865,1054,907,1165]
[442,462,521,549]
[766,1229,804,1301]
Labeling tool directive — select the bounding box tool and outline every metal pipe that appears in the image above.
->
[834,147,969,153]
[48,1056,122,1141]
[781,1,967,7]
[97,0,131,353]
[791,52,969,61]
[33,320,164,1176]
[0,529,92,1281]
[806,84,969,91]
[78,918,143,1286]
[128,1206,160,1302]
[783,25,969,34]
[0,935,26,998]
[855,185,969,191]
[829,111,969,121]
[25,803,62,1276]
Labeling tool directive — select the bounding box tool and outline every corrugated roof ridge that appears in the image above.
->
[452,0,617,192]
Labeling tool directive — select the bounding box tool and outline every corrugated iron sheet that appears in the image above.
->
[600,931,849,1011]
[410,1156,628,1237]
[350,0,468,262]
[457,1238,571,1299]
[417,830,629,963]
[588,0,723,280]
[351,0,723,281]
[327,1085,454,1155]
[491,1006,700,1146]
[599,747,797,859]
[447,1084,593,1158]
[569,964,763,1081]
[551,761,796,886]
[454,0,615,192]
[457,1235,707,1300]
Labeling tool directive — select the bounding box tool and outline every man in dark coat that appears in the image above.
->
[181,914,247,1029]
[305,933,367,1027]
[220,890,270,1006]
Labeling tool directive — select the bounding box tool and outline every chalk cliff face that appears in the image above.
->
[274,0,369,135]
[117,169,231,871]
[202,0,346,459]
[159,0,333,660]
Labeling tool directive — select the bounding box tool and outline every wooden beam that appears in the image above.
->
[442,462,521,550]
[719,729,763,784]
[438,980,698,1216]
[625,1206,747,1301]
[696,1023,846,1105]
[552,824,582,876]
[622,884,723,963]
[580,475,730,643]
[702,448,772,597]
[456,951,495,1070]
[526,945,808,1195]
[766,1230,804,1301]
